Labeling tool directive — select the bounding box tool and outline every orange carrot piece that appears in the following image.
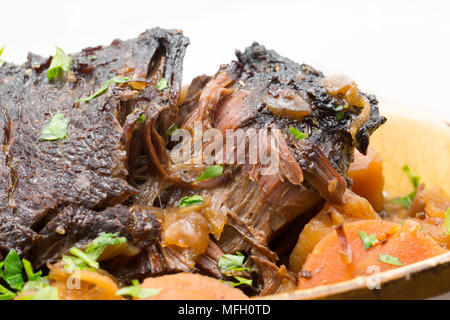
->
[298,219,446,289]
[348,146,384,212]
[139,273,248,300]
[289,190,379,273]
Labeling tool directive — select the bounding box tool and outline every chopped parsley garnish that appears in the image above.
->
[392,165,420,208]
[77,76,130,103]
[218,252,245,272]
[0,284,16,300]
[22,259,42,282]
[229,276,253,287]
[336,104,348,120]
[137,114,145,123]
[47,47,72,81]
[39,112,70,141]
[0,250,24,290]
[379,254,402,266]
[444,208,450,235]
[165,123,178,136]
[156,78,169,91]
[358,230,379,250]
[177,195,204,208]
[0,46,6,66]
[196,165,223,182]
[218,252,253,288]
[19,286,59,300]
[116,279,160,299]
[19,262,58,300]
[289,126,308,140]
[87,55,97,61]
[0,250,56,300]
[335,104,348,112]
[62,232,127,273]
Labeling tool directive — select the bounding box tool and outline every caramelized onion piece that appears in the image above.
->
[323,74,361,107]
[48,262,121,300]
[127,80,148,90]
[349,94,371,142]
[322,74,371,143]
[263,89,312,121]
[162,209,210,259]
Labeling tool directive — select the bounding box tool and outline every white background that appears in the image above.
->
[1,0,449,117]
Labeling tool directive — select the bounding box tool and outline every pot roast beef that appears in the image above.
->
[0,30,385,295]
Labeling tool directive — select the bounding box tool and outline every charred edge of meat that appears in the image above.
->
[235,41,385,160]
[354,93,386,154]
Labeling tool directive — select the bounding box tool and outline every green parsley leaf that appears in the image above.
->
[229,276,253,288]
[0,46,6,67]
[165,123,178,136]
[47,47,72,81]
[69,247,99,269]
[218,253,252,287]
[0,284,16,300]
[196,165,223,182]
[289,126,308,140]
[62,255,89,273]
[444,208,450,235]
[402,164,420,188]
[335,104,348,120]
[358,230,379,250]
[156,78,169,91]
[87,55,97,61]
[177,195,205,208]
[22,258,42,282]
[218,253,246,273]
[391,165,420,209]
[379,254,402,266]
[84,232,127,260]
[3,249,24,290]
[110,77,129,85]
[19,286,59,300]
[392,195,414,208]
[335,104,349,112]
[62,232,126,272]
[77,77,130,102]
[0,262,4,279]
[39,113,70,141]
[137,114,145,123]
[116,279,160,299]
[22,279,49,292]
[32,286,59,300]
[78,81,109,102]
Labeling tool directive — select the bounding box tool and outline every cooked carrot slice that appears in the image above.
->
[348,146,385,212]
[297,219,446,289]
[139,273,248,300]
[289,190,379,273]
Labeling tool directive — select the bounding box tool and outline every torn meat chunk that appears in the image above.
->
[30,205,161,268]
[0,28,188,259]
[137,42,385,294]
